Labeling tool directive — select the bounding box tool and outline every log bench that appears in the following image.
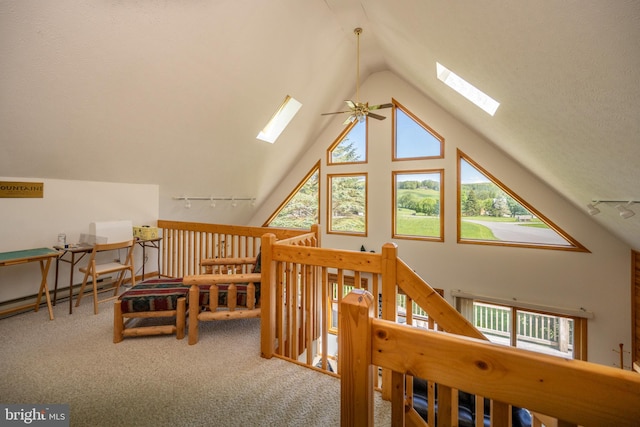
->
[113,278,189,343]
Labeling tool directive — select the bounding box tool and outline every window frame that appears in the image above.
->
[392,98,444,162]
[263,161,320,229]
[456,297,588,361]
[392,169,444,242]
[457,149,589,252]
[327,172,368,236]
[327,120,368,166]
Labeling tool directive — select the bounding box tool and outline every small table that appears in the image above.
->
[136,237,162,279]
[0,247,60,320]
[53,244,94,314]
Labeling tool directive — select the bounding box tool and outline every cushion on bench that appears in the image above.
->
[119,278,190,313]
[195,283,259,308]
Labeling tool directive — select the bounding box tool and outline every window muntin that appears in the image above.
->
[393,170,444,241]
[457,150,588,251]
[393,99,444,161]
[264,161,320,229]
[327,120,367,165]
[327,173,367,236]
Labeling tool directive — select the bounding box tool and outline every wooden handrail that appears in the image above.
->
[340,289,640,426]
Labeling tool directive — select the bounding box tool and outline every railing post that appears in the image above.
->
[261,233,277,359]
[380,242,398,400]
[340,289,374,427]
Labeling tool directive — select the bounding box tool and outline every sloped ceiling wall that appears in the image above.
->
[1,1,639,247]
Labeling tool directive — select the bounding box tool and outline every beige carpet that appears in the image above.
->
[0,299,390,426]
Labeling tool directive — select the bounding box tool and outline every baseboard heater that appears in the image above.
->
[0,276,115,315]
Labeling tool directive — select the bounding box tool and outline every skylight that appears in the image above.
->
[257,95,302,143]
[436,62,500,116]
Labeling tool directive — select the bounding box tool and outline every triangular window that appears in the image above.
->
[264,161,320,229]
[327,120,367,165]
[393,98,444,161]
[458,150,588,251]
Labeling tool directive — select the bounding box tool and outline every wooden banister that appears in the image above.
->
[341,289,640,426]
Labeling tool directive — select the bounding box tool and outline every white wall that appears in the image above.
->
[249,71,633,368]
[0,177,159,302]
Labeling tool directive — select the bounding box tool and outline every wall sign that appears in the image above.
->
[0,181,44,198]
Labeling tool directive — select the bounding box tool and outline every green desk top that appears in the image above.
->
[0,247,59,264]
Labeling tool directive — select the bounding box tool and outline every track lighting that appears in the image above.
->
[616,202,635,219]
[588,200,638,219]
[173,196,256,209]
[587,203,600,216]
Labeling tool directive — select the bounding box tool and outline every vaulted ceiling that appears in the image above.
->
[1,1,639,248]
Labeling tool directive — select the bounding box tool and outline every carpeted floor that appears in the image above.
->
[0,299,390,426]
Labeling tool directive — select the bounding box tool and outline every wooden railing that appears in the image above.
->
[159,222,640,425]
[340,289,640,426]
[157,220,313,277]
[258,240,485,388]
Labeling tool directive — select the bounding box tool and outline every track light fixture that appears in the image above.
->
[588,200,638,219]
[173,196,256,209]
[586,202,600,216]
[616,202,635,219]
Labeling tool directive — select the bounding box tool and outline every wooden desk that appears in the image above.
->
[53,244,93,314]
[136,237,162,279]
[0,247,60,320]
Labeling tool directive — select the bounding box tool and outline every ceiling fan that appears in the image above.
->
[322,27,392,125]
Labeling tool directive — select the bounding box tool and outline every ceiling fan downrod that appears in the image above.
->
[354,27,362,103]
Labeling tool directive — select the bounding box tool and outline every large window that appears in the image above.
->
[393,170,443,241]
[393,99,444,161]
[458,150,588,251]
[264,161,320,229]
[327,173,367,236]
[455,296,588,360]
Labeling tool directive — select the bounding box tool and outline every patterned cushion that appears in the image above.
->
[195,283,259,308]
[118,278,190,313]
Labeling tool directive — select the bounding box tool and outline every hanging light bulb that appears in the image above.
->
[210,196,216,208]
[185,198,191,209]
[231,197,237,208]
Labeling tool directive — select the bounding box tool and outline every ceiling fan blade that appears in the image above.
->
[369,103,393,111]
[367,112,386,121]
[345,100,357,110]
[321,110,351,116]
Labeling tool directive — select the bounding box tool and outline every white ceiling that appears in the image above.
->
[1,1,639,248]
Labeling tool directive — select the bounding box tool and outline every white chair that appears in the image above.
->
[75,240,135,314]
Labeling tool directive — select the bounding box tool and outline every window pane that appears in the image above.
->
[393,170,443,240]
[516,309,574,358]
[265,162,320,229]
[459,154,582,249]
[473,302,512,346]
[394,107,443,159]
[328,174,367,235]
[329,120,366,164]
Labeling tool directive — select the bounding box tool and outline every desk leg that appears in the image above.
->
[53,256,60,306]
[141,244,146,279]
[69,253,75,315]
[35,259,55,320]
